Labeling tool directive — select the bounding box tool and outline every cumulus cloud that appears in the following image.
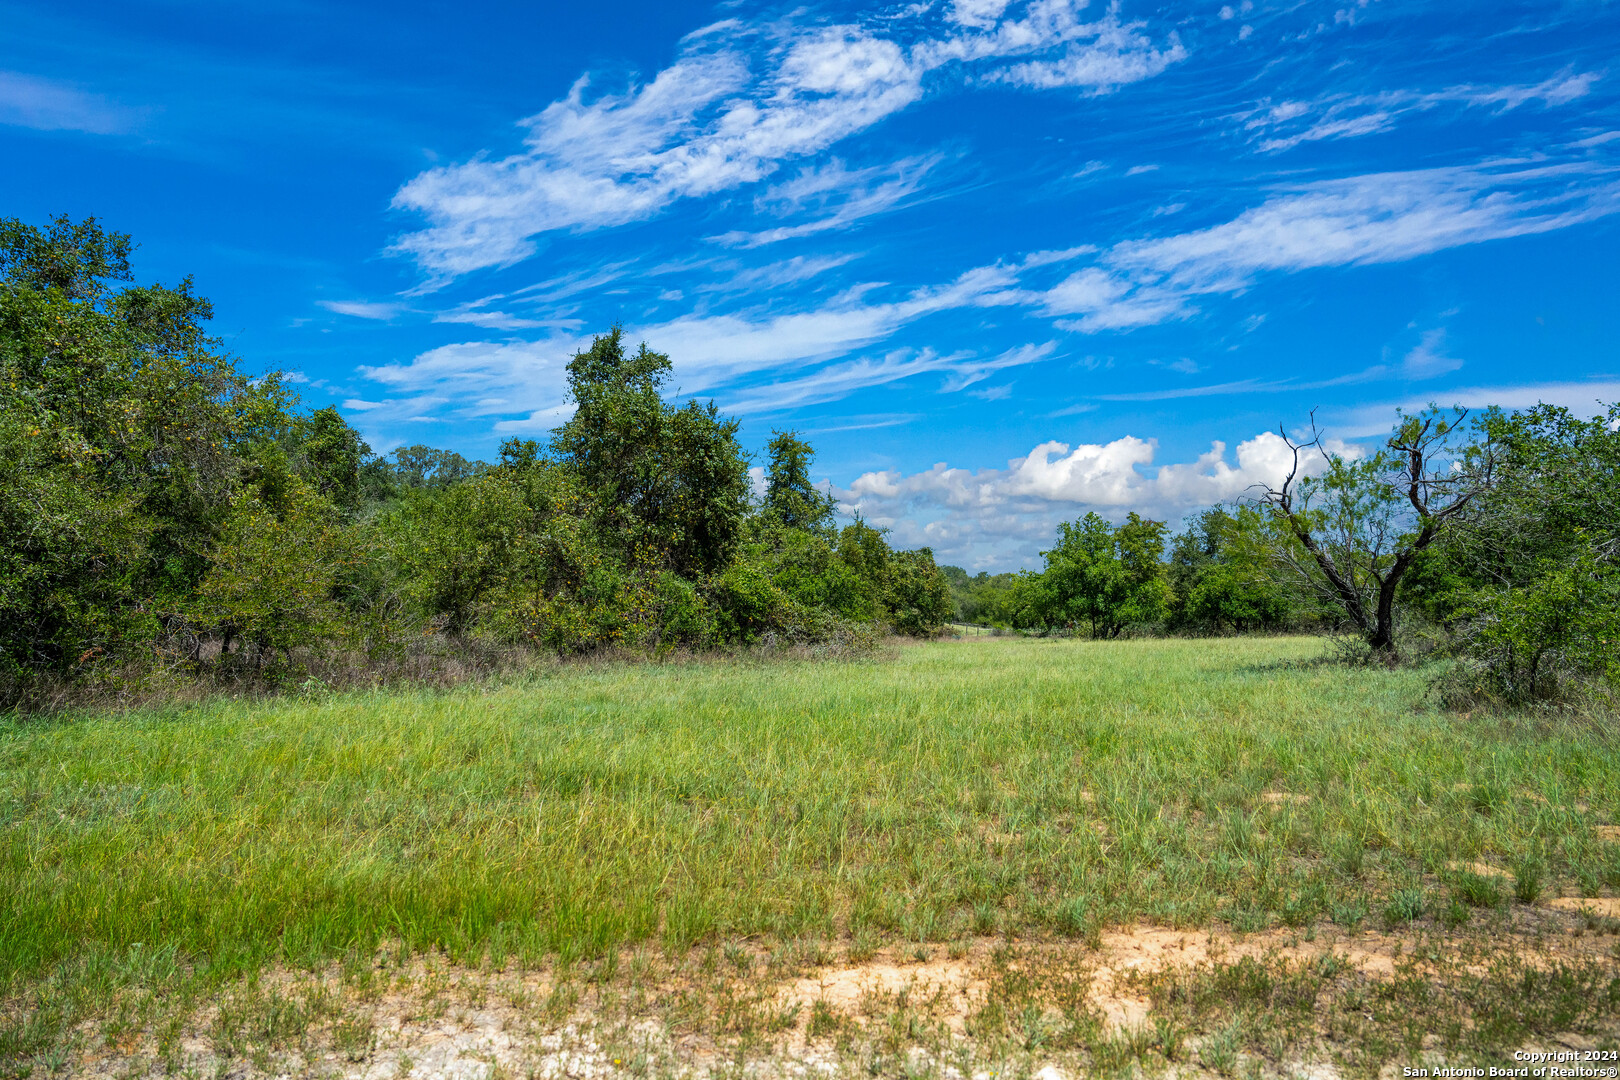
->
[838,430,1345,567]
[390,2,1185,280]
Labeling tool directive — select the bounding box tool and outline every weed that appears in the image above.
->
[847,928,878,963]
[1383,888,1427,926]
[1439,897,1471,928]
[1331,837,1366,877]
[723,943,752,973]
[1154,1015,1185,1061]
[332,1013,375,1062]
[1452,871,1501,908]
[807,1000,844,1039]
[1512,855,1546,903]
[1200,1019,1243,1076]
[1055,897,1093,939]
[1331,897,1368,929]
[1280,879,1327,927]
[1469,780,1510,816]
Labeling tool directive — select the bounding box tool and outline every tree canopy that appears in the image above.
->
[0,217,953,703]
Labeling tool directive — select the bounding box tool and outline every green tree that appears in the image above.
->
[1416,404,1620,701]
[0,214,292,690]
[764,430,838,535]
[1255,408,1490,658]
[551,326,750,577]
[1169,507,1292,633]
[1036,512,1170,638]
[885,547,951,635]
[198,482,352,666]
[297,407,368,510]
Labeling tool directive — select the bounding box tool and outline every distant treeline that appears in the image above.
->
[941,504,1305,636]
[0,216,950,705]
[941,401,1619,710]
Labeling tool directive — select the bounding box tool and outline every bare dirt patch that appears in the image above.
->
[1446,859,1513,879]
[1548,897,1620,918]
[43,915,1620,1080]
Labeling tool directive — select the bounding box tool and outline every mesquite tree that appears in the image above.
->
[1256,408,1492,659]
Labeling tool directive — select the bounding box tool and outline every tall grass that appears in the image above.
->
[3,636,1616,982]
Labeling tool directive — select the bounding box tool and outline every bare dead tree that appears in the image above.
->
[1254,408,1491,659]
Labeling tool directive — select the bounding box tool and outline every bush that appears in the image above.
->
[198,484,353,668]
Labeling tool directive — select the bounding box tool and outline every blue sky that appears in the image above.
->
[5,0,1618,568]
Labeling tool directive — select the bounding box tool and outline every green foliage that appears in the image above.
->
[939,565,1021,625]
[198,483,353,663]
[0,214,292,694]
[1029,512,1172,638]
[1168,507,1293,634]
[1417,405,1620,704]
[382,474,529,635]
[551,326,751,578]
[0,218,954,695]
[886,548,952,635]
[764,429,838,535]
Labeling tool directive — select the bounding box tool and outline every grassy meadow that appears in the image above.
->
[4,635,1620,1075]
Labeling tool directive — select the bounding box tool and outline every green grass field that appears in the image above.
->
[4,636,1619,1076]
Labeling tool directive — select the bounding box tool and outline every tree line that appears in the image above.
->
[942,403,1619,709]
[0,216,950,705]
[4,214,1613,712]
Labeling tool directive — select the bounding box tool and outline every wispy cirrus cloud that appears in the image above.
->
[1240,69,1601,153]
[388,2,1186,281]
[0,70,141,134]
[318,299,406,320]
[711,155,939,247]
[356,153,1620,443]
[354,264,1038,431]
[1036,159,1620,329]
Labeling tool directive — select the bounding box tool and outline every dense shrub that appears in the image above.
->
[0,215,951,704]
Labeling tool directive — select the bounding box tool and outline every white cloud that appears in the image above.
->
[718,342,1052,414]
[950,0,1013,30]
[354,265,1034,428]
[721,253,862,288]
[712,155,938,247]
[0,71,139,134]
[1401,328,1462,379]
[835,429,1347,566]
[319,300,405,320]
[358,338,574,432]
[1242,70,1601,153]
[994,22,1186,91]
[390,3,1184,280]
[1038,161,1620,327]
[356,158,1620,438]
[1333,379,1620,438]
[837,428,1356,567]
[432,309,548,330]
